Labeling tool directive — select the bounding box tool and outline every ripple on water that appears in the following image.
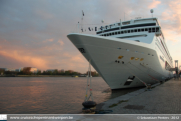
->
[0,77,143,114]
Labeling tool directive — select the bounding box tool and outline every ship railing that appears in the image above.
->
[70,23,109,35]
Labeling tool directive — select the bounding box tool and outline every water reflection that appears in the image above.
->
[0,77,143,114]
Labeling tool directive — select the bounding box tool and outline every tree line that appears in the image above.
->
[0,68,99,77]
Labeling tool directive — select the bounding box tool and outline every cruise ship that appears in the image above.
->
[67,17,173,89]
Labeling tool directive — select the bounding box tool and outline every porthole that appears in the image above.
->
[78,48,86,53]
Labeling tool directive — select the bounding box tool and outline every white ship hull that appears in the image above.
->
[67,33,173,89]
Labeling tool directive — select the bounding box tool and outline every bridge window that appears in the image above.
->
[118,31,120,34]
[121,31,123,34]
[128,30,130,33]
[115,32,117,35]
[122,21,130,25]
[131,30,134,33]
[145,28,148,31]
[138,29,140,32]
[152,28,155,32]
[134,29,137,32]
[149,28,151,32]
[141,29,144,32]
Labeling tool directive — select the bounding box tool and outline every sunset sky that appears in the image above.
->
[0,0,181,73]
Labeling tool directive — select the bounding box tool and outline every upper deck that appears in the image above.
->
[96,17,163,39]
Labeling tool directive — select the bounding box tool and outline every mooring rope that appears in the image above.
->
[84,60,94,102]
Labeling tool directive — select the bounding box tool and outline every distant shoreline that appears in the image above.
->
[0,75,71,77]
[0,75,100,77]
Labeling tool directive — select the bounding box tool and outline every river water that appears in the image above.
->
[0,77,142,114]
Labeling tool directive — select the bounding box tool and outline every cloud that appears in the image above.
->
[47,38,54,42]
[160,0,181,44]
[148,0,161,9]
[58,39,64,46]
[0,50,48,69]
[162,29,178,42]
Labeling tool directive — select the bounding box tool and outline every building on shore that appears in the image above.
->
[86,71,98,76]
[0,68,6,71]
[59,69,65,73]
[30,67,38,73]
[5,68,16,72]
[46,69,57,72]
[15,69,20,72]
[67,70,74,73]
[21,67,38,74]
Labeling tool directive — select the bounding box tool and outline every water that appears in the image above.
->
[0,77,142,114]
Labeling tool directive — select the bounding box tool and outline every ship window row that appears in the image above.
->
[97,23,156,34]
[157,38,172,61]
[100,27,159,37]
[160,39,171,60]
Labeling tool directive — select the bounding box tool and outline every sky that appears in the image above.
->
[0,0,181,73]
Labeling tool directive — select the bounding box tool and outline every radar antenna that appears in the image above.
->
[150,9,154,18]
[101,20,104,23]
